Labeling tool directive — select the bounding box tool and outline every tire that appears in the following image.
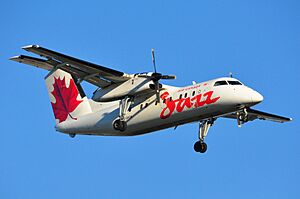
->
[194,141,202,152]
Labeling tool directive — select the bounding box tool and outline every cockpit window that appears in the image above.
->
[228,81,242,85]
[214,81,228,86]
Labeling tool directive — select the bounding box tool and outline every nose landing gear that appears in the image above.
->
[236,108,248,127]
[194,119,215,153]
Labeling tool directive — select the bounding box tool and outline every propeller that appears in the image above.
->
[138,49,176,103]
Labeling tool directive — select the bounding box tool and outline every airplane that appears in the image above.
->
[10,45,292,153]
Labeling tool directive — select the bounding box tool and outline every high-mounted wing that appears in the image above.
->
[10,45,132,88]
[222,108,292,123]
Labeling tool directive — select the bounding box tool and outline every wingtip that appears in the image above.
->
[9,55,25,63]
[9,55,20,60]
[22,44,40,50]
[283,117,292,122]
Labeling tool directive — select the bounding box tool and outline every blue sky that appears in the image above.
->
[1,0,299,198]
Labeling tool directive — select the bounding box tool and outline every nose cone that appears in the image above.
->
[251,91,264,104]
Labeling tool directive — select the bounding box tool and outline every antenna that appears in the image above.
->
[229,72,233,78]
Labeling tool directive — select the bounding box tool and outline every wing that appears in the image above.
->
[222,108,292,123]
[10,45,132,88]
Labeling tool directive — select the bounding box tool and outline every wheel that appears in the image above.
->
[194,141,207,153]
[69,133,76,138]
[199,142,207,153]
[113,120,120,130]
[119,120,127,131]
[113,119,127,131]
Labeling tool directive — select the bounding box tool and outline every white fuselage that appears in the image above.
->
[55,77,263,136]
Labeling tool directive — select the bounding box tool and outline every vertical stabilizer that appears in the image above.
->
[45,69,92,124]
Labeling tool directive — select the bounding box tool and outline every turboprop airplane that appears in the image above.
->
[10,45,292,153]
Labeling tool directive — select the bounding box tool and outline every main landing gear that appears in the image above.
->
[113,96,133,132]
[194,119,215,153]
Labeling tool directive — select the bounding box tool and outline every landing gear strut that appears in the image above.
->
[236,108,248,127]
[113,96,133,132]
[194,119,215,153]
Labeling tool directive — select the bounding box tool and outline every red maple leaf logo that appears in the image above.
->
[50,77,83,123]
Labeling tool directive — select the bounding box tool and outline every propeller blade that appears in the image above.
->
[137,73,176,81]
[161,75,176,79]
[151,48,157,73]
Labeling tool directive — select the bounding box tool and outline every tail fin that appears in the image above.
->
[45,69,92,124]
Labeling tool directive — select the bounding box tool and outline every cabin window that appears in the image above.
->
[179,94,182,99]
[140,104,143,109]
[155,101,158,105]
[184,93,188,98]
[145,103,148,107]
[228,81,242,85]
[192,91,195,96]
[170,97,172,101]
[214,81,228,86]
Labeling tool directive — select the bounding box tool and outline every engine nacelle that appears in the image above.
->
[92,77,153,102]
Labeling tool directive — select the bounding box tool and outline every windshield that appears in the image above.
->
[228,81,242,85]
[214,80,243,87]
[214,81,228,86]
